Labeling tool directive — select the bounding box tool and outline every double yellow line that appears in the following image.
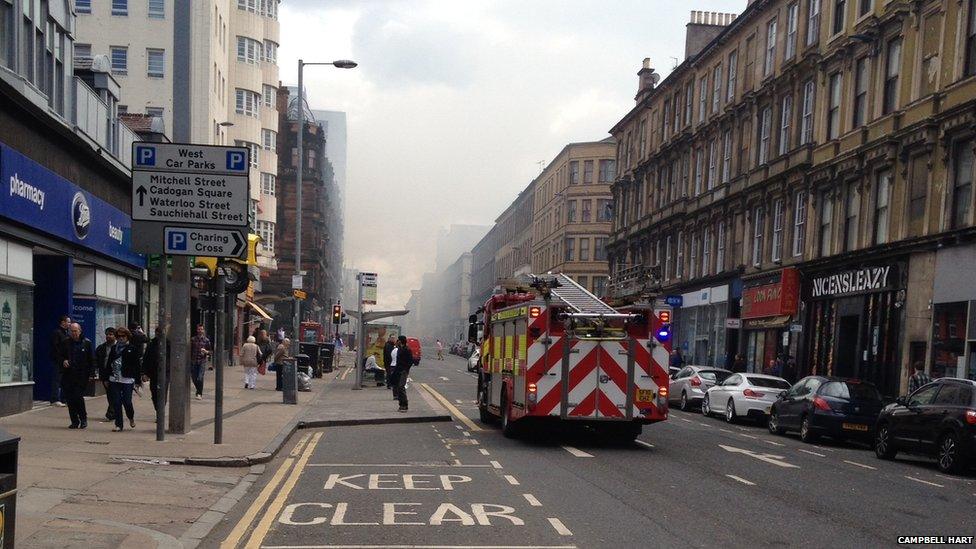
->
[221,431,322,549]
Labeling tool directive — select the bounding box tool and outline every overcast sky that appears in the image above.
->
[278,0,744,309]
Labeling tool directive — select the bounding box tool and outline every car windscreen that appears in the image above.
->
[820,381,882,401]
[746,376,791,389]
[699,370,732,383]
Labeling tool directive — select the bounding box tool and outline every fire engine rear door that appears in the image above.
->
[563,338,632,420]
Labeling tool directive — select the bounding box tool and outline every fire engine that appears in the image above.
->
[470,274,672,441]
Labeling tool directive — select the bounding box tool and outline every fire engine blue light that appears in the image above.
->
[657,323,672,341]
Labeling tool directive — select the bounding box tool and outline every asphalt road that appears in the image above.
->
[206,355,976,549]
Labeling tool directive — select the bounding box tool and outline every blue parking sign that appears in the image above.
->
[226,150,247,172]
[135,145,156,167]
[167,230,188,251]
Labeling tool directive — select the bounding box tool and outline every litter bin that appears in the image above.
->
[0,428,20,549]
[319,342,335,373]
[295,353,311,377]
[299,343,321,378]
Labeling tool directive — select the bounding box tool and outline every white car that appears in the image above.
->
[467,348,480,372]
[702,373,791,423]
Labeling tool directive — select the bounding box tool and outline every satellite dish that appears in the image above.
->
[91,54,111,72]
[650,72,661,86]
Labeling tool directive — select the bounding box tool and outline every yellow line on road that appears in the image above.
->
[243,431,323,549]
[220,433,312,549]
[419,382,482,432]
[340,366,352,380]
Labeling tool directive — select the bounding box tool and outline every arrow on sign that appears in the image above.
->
[231,231,246,257]
[136,185,148,207]
[718,444,799,468]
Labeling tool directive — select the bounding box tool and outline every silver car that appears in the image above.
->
[702,373,791,423]
[669,366,733,411]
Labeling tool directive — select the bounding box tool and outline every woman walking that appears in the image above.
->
[273,337,290,391]
[107,327,142,432]
[241,335,260,389]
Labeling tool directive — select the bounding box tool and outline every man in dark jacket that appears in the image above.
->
[60,323,95,429]
[50,314,71,405]
[107,327,143,431]
[383,335,396,389]
[393,336,415,412]
[143,326,170,414]
[96,327,117,421]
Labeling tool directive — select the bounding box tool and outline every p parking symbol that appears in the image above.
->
[168,231,187,251]
[136,146,156,167]
[227,150,247,171]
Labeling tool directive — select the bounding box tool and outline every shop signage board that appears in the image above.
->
[665,295,683,307]
[809,265,897,299]
[742,267,800,319]
[725,318,742,329]
[130,142,250,255]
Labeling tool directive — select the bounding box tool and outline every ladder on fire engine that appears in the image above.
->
[548,273,619,316]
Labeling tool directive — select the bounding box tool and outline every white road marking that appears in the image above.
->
[843,460,876,470]
[798,449,826,457]
[719,444,799,468]
[547,517,573,536]
[455,399,463,404]
[738,433,758,439]
[479,449,490,456]
[462,431,471,437]
[762,439,785,447]
[561,446,594,458]
[449,452,456,457]
[504,475,520,486]
[455,425,464,430]
[697,423,711,427]
[439,376,450,381]
[719,428,733,434]
[490,460,503,469]
[523,493,542,507]
[634,440,655,449]
[725,474,756,486]
[905,476,944,488]
[679,417,693,423]
[813,445,836,452]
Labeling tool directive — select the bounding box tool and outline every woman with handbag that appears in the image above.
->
[241,335,260,389]
[273,337,290,391]
[107,327,142,432]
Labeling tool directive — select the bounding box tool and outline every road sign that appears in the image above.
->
[725,318,742,329]
[163,226,247,259]
[133,143,249,175]
[131,171,248,226]
[363,285,377,305]
[292,275,304,290]
[293,289,307,300]
[360,272,377,286]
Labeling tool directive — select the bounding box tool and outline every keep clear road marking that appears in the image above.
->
[220,433,312,549]
[260,545,578,549]
[719,444,799,468]
[420,383,483,432]
[905,476,944,488]
[547,518,574,536]
[523,493,543,507]
[241,431,322,549]
[635,440,655,449]
[561,446,594,458]
[762,439,785,447]
[798,448,826,457]
[490,460,503,469]
[843,460,877,470]
[479,449,490,456]
[725,474,756,486]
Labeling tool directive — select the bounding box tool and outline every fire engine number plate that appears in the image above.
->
[636,389,655,402]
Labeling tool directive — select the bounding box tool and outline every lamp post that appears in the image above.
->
[293,59,357,350]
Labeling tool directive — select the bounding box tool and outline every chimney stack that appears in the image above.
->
[637,57,658,101]
[685,10,737,60]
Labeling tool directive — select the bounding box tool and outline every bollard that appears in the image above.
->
[281,357,298,405]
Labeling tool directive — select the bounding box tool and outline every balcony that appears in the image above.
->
[74,77,136,168]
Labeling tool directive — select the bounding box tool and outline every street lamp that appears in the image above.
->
[293,59,357,349]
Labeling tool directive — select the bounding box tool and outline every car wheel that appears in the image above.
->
[874,423,897,460]
[725,399,737,424]
[768,409,786,435]
[937,432,963,474]
[701,394,711,417]
[680,392,689,412]
[799,415,819,443]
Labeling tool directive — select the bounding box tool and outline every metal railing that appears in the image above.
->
[73,76,136,168]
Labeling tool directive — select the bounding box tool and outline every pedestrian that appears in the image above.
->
[143,326,170,413]
[276,326,286,343]
[241,335,260,389]
[388,338,400,396]
[436,339,444,360]
[50,314,71,406]
[334,335,344,362]
[273,337,290,391]
[190,324,212,400]
[773,355,785,377]
[383,335,396,386]
[364,354,381,374]
[907,361,932,395]
[96,327,117,422]
[256,328,274,375]
[669,349,685,369]
[393,335,415,412]
[732,353,746,372]
[60,323,95,429]
[107,327,142,432]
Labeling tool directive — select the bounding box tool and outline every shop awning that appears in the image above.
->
[742,315,792,330]
[246,300,273,320]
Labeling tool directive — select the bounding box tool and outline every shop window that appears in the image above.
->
[951,140,974,229]
[932,302,967,379]
[0,281,33,385]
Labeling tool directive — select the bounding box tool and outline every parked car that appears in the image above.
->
[874,378,976,474]
[702,373,791,423]
[768,376,884,443]
[669,366,733,411]
[467,347,480,372]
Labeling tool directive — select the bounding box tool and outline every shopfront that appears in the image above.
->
[673,282,739,368]
[741,267,800,379]
[803,260,906,398]
[931,245,976,381]
[0,143,144,415]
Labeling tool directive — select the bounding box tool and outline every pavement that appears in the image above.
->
[204,355,976,549]
[2,355,452,548]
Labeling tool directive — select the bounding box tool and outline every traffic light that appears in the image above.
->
[332,304,342,324]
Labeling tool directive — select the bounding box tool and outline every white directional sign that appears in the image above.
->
[132,171,248,226]
[163,226,248,259]
[360,272,378,286]
[133,143,249,175]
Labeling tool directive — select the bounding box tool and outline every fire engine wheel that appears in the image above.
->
[501,394,517,439]
[477,377,498,425]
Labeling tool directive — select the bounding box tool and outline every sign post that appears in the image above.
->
[130,142,250,443]
[354,272,376,390]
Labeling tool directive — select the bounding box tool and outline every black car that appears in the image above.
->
[874,378,976,474]
[768,376,884,443]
